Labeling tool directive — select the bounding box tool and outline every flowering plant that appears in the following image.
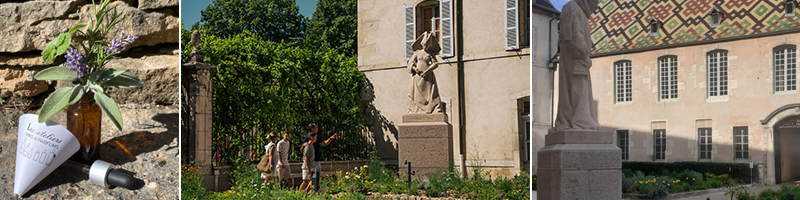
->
[33,0,143,130]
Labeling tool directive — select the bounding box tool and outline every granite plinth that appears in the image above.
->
[398,113,453,177]
[537,130,622,200]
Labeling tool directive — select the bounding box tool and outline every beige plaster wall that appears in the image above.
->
[529,11,558,174]
[359,0,553,177]
[588,33,800,184]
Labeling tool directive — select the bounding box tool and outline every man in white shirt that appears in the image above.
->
[276,131,293,188]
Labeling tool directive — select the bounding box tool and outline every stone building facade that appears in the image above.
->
[587,0,800,184]
[359,0,559,176]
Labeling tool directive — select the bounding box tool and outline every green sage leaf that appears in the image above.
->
[104,72,143,88]
[41,33,72,63]
[89,67,126,84]
[94,91,123,130]
[68,84,85,105]
[88,84,105,94]
[38,87,73,123]
[34,66,78,81]
[69,24,87,35]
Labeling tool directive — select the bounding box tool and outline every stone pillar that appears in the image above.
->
[180,36,216,190]
[537,130,621,200]
[398,113,453,177]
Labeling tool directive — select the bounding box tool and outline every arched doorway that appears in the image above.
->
[774,115,800,183]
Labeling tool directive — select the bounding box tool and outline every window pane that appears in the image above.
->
[424,8,432,19]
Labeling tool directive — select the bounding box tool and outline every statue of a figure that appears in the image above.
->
[190,30,204,63]
[553,0,601,132]
[407,31,442,114]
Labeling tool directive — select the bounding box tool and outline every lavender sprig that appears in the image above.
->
[104,32,139,57]
[65,48,88,82]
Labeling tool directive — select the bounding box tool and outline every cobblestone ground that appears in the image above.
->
[0,104,179,199]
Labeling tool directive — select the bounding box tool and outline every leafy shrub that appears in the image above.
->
[623,161,753,183]
[193,31,370,166]
[647,184,669,198]
[181,163,208,199]
[625,169,738,195]
[622,174,636,193]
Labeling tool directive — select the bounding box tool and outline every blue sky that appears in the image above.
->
[181,0,319,30]
[551,0,568,11]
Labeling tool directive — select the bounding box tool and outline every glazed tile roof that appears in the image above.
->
[590,0,800,55]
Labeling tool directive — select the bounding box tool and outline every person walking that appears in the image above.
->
[299,133,317,196]
[300,123,341,193]
[261,132,280,184]
[276,130,293,188]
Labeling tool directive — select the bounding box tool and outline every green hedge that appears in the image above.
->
[623,162,756,182]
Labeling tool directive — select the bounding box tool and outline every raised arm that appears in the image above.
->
[320,131,341,146]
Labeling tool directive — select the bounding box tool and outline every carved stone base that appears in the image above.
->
[398,113,453,177]
[537,130,621,200]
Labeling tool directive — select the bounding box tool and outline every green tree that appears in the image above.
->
[195,32,367,165]
[305,0,357,57]
[199,0,305,42]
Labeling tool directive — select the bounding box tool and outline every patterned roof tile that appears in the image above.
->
[591,0,800,55]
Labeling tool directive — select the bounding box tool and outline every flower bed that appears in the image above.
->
[623,169,742,198]
[728,184,800,200]
[181,158,528,199]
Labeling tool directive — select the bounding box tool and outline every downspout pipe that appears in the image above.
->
[548,13,557,128]
[456,0,467,178]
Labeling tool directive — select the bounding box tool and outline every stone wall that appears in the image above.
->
[0,0,179,105]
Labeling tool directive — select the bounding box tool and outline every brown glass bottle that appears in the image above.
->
[67,92,102,163]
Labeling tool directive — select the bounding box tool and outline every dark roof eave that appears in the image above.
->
[533,5,560,16]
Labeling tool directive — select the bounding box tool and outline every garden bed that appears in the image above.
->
[622,184,751,200]
[622,168,747,199]
[182,158,528,199]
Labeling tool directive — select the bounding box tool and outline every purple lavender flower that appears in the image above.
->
[104,31,139,57]
[65,48,88,81]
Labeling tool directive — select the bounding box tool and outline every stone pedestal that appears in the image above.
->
[398,113,453,177]
[181,55,216,190]
[537,130,621,200]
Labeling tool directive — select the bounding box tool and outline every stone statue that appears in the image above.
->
[407,31,442,114]
[553,0,601,132]
[190,30,204,63]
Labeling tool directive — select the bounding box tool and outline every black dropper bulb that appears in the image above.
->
[62,160,134,189]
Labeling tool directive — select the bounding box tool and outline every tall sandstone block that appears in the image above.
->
[398,113,453,177]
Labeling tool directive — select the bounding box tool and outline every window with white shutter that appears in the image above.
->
[404,3,416,60]
[505,0,519,50]
[440,0,453,57]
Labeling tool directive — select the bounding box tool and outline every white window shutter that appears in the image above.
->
[440,0,454,57]
[404,4,416,60]
[505,0,519,50]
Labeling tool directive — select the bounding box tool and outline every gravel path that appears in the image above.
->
[0,104,179,199]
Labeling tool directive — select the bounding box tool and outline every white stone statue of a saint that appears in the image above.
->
[553,0,601,132]
[407,31,442,114]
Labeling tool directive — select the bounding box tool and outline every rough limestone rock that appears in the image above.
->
[0,53,51,69]
[138,0,178,10]
[104,55,179,105]
[0,1,80,53]
[0,68,49,98]
[0,0,178,103]
[0,1,178,53]
[54,54,179,105]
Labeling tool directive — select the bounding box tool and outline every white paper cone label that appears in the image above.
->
[14,114,80,197]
